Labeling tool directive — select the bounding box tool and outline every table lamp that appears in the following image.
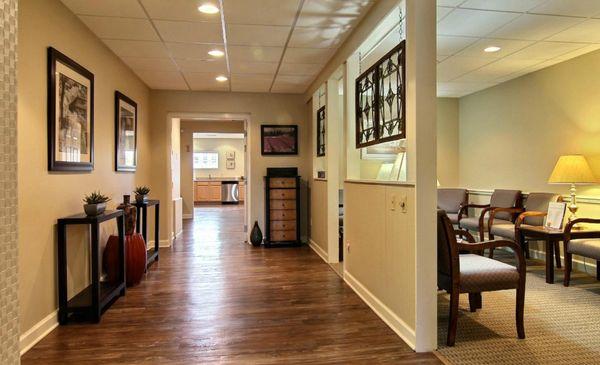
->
[548,155,598,222]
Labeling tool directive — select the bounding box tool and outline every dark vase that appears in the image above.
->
[250,221,263,246]
[117,195,137,235]
[104,233,147,287]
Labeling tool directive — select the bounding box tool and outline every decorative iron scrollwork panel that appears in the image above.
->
[355,41,406,148]
[316,106,326,157]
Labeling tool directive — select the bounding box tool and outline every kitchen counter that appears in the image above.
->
[193,177,245,182]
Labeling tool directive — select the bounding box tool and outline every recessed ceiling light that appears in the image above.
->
[216,75,228,82]
[208,49,224,57]
[484,46,501,53]
[198,3,219,14]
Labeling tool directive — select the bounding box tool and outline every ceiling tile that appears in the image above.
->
[154,20,223,44]
[437,56,494,82]
[289,27,346,48]
[230,61,278,75]
[508,41,589,61]
[135,70,188,90]
[437,7,453,22]
[79,16,159,41]
[175,59,228,73]
[231,74,273,93]
[271,74,313,93]
[548,19,600,43]
[121,57,179,72]
[454,57,543,83]
[460,0,547,12]
[296,0,373,28]
[166,43,224,60]
[282,48,336,64]
[490,14,583,41]
[530,0,600,17]
[184,72,230,91]
[437,81,496,97]
[437,8,519,37]
[104,40,170,58]
[140,0,221,22]
[227,24,291,47]
[228,46,284,63]
[555,43,600,60]
[278,63,322,76]
[437,35,479,56]
[224,0,301,26]
[455,38,534,58]
[60,0,146,18]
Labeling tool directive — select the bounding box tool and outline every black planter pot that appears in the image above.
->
[250,221,263,246]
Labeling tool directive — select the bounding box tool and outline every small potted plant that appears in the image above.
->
[134,186,150,203]
[83,191,111,216]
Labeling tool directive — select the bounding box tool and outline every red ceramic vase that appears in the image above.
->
[103,233,147,287]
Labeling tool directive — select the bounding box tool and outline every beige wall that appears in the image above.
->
[149,91,310,242]
[18,0,151,336]
[309,180,328,255]
[193,138,245,179]
[437,98,459,187]
[459,49,600,196]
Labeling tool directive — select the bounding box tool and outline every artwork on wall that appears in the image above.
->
[316,106,326,157]
[261,125,298,155]
[115,91,137,172]
[356,41,405,148]
[226,151,235,160]
[226,160,235,169]
[47,47,94,171]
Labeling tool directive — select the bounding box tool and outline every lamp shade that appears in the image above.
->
[548,155,597,184]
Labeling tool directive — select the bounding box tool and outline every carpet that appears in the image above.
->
[437,254,600,365]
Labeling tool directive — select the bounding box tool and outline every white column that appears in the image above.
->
[405,0,438,352]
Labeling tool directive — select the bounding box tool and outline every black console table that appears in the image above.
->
[57,210,125,324]
[133,199,160,269]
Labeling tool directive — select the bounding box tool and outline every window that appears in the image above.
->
[193,151,219,169]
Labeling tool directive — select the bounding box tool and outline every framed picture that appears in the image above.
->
[261,125,298,155]
[316,106,326,157]
[226,160,235,169]
[226,151,235,160]
[115,91,137,172]
[48,47,94,171]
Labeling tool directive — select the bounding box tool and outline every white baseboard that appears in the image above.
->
[173,229,183,240]
[309,239,328,262]
[344,271,416,350]
[20,310,58,356]
[147,239,172,249]
[182,213,193,220]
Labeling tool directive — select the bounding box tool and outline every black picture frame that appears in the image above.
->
[48,47,94,171]
[114,91,138,172]
[316,106,326,157]
[260,125,298,155]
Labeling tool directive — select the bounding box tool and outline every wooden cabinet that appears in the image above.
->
[238,182,245,201]
[194,181,221,202]
[264,175,300,247]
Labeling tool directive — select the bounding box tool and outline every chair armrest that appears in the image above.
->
[489,207,524,228]
[565,218,600,242]
[455,229,476,243]
[515,211,547,229]
[457,203,489,224]
[459,239,526,274]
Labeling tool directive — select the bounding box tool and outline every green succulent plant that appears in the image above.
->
[83,191,111,205]
[134,186,151,195]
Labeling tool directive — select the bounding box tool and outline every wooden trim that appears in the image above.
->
[20,310,58,356]
[309,239,328,262]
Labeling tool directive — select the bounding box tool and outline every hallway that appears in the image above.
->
[22,205,441,364]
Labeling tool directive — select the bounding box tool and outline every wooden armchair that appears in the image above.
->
[438,209,526,346]
[458,189,522,241]
[489,192,562,259]
[438,188,468,225]
[563,218,600,287]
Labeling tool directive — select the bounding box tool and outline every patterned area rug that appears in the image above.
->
[437,254,600,365]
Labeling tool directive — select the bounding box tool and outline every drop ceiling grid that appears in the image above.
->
[437,0,600,97]
[60,0,374,93]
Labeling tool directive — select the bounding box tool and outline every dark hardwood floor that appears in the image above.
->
[22,204,442,364]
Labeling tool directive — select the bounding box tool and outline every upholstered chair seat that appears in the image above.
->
[459,254,520,292]
[567,239,600,260]
[461,217,512,234]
